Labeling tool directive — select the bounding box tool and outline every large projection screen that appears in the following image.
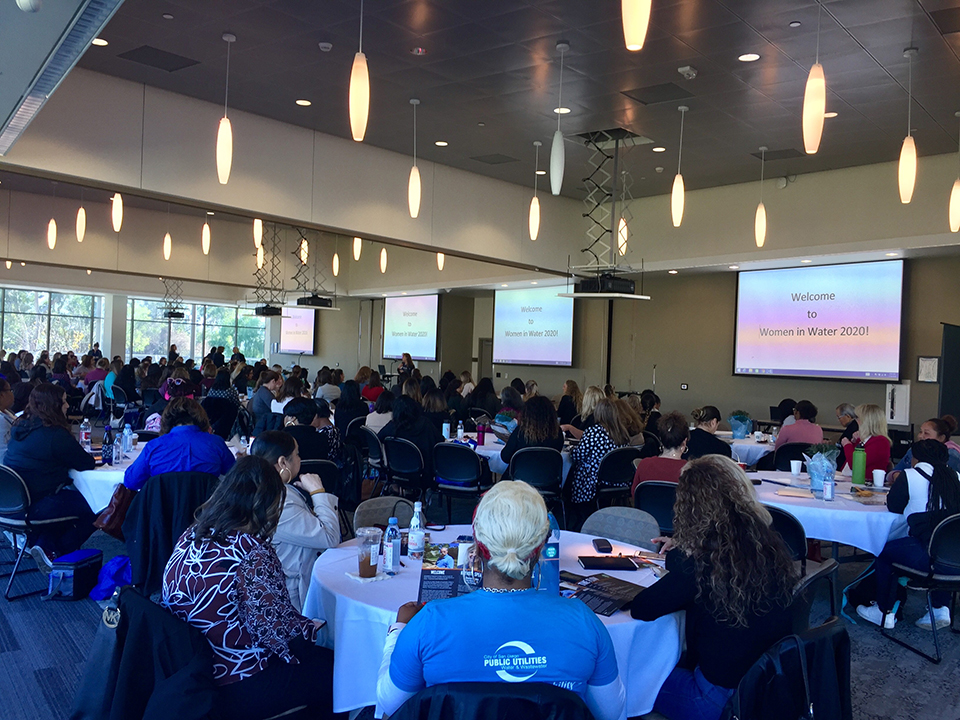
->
[383,295,439,361]
[493,286,574,366]
[734,260,903,381]
[279,307,316,355]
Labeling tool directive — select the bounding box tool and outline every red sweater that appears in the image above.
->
[631,456,687,496]
[842,434,891,476]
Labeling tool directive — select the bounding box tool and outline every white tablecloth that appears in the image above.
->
[728,438,774,466]
[70,445,146,512]
[301,526,683,716]
[749,471,906,555]
[457,433,573,479]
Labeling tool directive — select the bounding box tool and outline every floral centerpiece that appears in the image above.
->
[728,409,752,439]
[803,442,839,492]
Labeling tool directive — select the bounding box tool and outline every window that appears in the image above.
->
[0,288,102,355]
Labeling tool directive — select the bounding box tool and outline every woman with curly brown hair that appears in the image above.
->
[630,455,798,720]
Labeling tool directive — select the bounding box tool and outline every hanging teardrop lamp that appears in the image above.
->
[353,236,362,261]
[530,141,542,240]
[76,189,85,243]
[671,105,688,227]
[408,99,421,218]
[349,0,369,142]
[550,41,569,196]
[802,3,826,154]
[253,218,263,249]
[202,222,211,255]
[755,146,767,248]
[437,252,445,271]
[951,111,960,233]
[621,0,652,52]
[217,33,236,185]
[899,47,919,204]
[111,193,123,233]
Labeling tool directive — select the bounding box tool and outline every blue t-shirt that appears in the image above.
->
[389,589,619,698]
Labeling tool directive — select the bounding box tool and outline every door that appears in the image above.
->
[478,338,493,381]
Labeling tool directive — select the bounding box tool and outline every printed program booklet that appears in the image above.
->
[416,541,472,602]
[560,571,645,616]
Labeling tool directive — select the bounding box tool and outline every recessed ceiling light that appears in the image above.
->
[206,211,215,216]
[501,284,508,287]
[295,99,312,107]
[738,53,761,62]
[800,259,812,263]
[162,13,173,20]
[91,38,108,46]
[824,111,838,118]
[318,42,333,52]
[531,281,538,285]
[410,46,427,56]
[789,20,802,28]
[886,252,899,257]
[535,169,546,176]
[729,265,740,270]
[381,293,387,297]
[668,270,678,274]
[434,141,448,147]
[86,269,92,275]
[652,146,666,153]
[553,107,571,114]
[402,292,408,295]
[20,262,26,267]
[477,122,485,127]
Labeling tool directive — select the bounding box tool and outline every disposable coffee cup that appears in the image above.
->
[442,422,451,440]
[754,431,764,442]
[872,469,886,488]
[790,460,802,475]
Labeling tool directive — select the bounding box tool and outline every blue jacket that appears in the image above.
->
[123,425,235,491]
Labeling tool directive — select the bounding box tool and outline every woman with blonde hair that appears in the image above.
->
[561,385,603,439]
[523,379,539,402]
[631,456,798,720]
[377,480,625,720]
[570,398,631,507]
[458,370,475,398]
[354,365,372,387]
[841,403,891,477]
[557,379,583,426]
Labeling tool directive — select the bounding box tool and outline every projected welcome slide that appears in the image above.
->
[383,295,439,361]
[735,260,903,380]
[494,286,574,366]
[279,308,316,354]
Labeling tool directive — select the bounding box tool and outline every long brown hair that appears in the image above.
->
[563,379,583,414]
[17,383,69,431]
[191,456,285,544]
[160,398,211,435]
[517,395,560,444]
[594,398,631,446]
[673,456,798,627]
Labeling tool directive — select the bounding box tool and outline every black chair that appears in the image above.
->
[382,437,427,500]
[880,513,960,664]
[141,387,162,407]
[200,396,239,440]
[300,458,354,538]
[433,443,493,523]
[134,430,160,443]
[345,415,367,449]
[509,447,566,526]
[633,480,677,535]
[595,446,642,508]
[639,431,662,459]
[468,408,492,422]
[106,385,128,422]
[773,443,810,472]
[0,466,80,600]
[360,425,387,494]
[390,682,593,720]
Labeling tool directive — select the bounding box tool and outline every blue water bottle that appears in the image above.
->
[536,513,561,594]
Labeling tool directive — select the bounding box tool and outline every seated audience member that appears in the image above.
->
[465,377,501,419]
[162,457,334,719]
[103,359,123,400]
[641,392,662,435]
[313,368,341,404]
[365,391,394,434]
[0,379,15,456]
[282,397,339,463]
[615,398,645,444]
[686,405,732,460]
[200,362,218,392]
[858,440,960,630]
[632,411,690,495]
[12,381,34,414]
[49,358,78,392]
[402,377,423,404]
[438,371,457,394]
[250,432,340,611]
[419,376,437,398]
[140,363,162,392]
[143,377,195,432]
[493,386,524,433]
[557,379,583,426]
[561,385,603,439]
[334,380,369,434]
[523,379,539,402]
[510,377,526,396]
[836,403,859,442]
[631,456,798,720]
[251,370,281,424]
[361,370,386,402]
[422,388,453,432]
[123,398,236,491]
[160,367,197,400]
[443,379,464,420]
[378,395,444,478]
[377,480,625,720]
[82,358,110,388]
[389,370,409,398]
[355,365,372,389]
[500,395,564,466]
[841,403,891,477]
[570,399,631,508]
[890,415,960,478]
[231,363,252,396]
[458,370,475,398]
[271,376,304,415]
[773,399,823,450]
[3,383,96,567]
[207,368,242,408]
[776,397,797,426]
[73,354,94,381]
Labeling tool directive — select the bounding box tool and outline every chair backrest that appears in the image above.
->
[640,431,663,459]
[0,465,29,517]
[580,507,659,551]
[142,387,162,407]
[433,442,481,486]
[597,446,643,487]
[773,443,810,472]
[135,430,160,443]
[769,405,782,422]
[345,415,366,446]
[110,385,128,405]
[378,364,387,376]
[390,682,593,720]
[200,396,239,440]
[633,480,677,535]
[790,559,839,633]
[354,496,415,529]
[468,408,491,422]
[929,513,960,574]
[360,425,384,464]
[299,459,342,495]
[383,437,425,477]
[509,447,564,490]
[767,505,807,565]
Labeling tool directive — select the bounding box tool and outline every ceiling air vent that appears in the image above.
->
[750,148,804,162]
[117,45,200,72]
[470,154,519,165]
[622,82,694,106]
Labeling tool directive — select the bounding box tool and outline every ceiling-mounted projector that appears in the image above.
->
[162,310,185,319]
[296,295,333,308]
[254,305,283,317]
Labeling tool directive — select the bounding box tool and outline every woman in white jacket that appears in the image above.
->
[251,430,341,612]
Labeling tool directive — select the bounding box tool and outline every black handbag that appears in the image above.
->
[43,548,103,601]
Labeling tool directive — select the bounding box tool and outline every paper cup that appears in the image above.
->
[790,460,802,475]
[872,469,886,488]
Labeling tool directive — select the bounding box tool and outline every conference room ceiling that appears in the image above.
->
[65,0,960,200]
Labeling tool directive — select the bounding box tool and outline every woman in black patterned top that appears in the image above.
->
[570,399,631,505]
[162,456,334,720]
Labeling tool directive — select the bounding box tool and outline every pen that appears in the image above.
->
[761,478,792,488]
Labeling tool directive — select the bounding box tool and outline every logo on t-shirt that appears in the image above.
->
[483,640,548,682]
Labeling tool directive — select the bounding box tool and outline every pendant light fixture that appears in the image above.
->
[202,221,211,255]
[253,218,262,249]
[621,0,652,52]
[437,252,445,271]
[163,232,172,261]
[353,236,362,261]
[617,217,628,255]
[256,243,264,270]
[899,47,919,204]
[217,33,236,185]
[4,261,10,270]
[379,247,387,274]
[951,112,960,233]
[802,3,826,154]
[408,99,421,218]
[755,146,767,248]
[76,189,85,243]
[349,0,370,142]
[671,105,688,227]
[111,193,123,232]
[550,41,569,196]
[529,140,542,240]
[47,183,57,250]
[299,237,309,265]
[332,251,340,277]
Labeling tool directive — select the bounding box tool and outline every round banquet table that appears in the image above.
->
[454,433,573,479]
[749,470,907,555]
[301,525,683,716]
[727,437,774,466]
[70,445,146,513]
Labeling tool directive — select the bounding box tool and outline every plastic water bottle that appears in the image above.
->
[240,436,248,455]
[408,502,426,560]
[823,476,835,502]
[113,432,124,468]
[457,421,464,441]
[80,419,92,453]
[536,513,561,594]
[384,517,402,575]
[122,424,133,455]
[102,426,114,466]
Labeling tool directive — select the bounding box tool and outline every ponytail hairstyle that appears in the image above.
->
[473,480,550,580]
[692,405,721,426]
[912,439,960,515]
